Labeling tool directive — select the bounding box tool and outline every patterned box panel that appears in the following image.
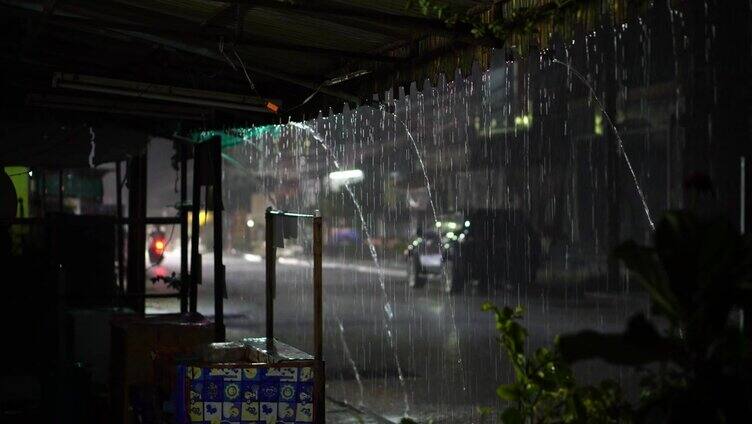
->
[178,365,315,423]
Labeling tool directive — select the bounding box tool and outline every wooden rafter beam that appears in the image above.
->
[234,0,449,32]
[202,3,236,27]
[3,1,363,104]
[27,93,210,121]
[47,20,361,103]
[100,0,408,58]
[228,0,497,45]
[234,3,246,38]
[1,3,401,63]
[201,1,249,36]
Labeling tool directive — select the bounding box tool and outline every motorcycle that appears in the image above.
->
[148,230,167,265]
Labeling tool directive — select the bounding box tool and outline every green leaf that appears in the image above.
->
[508,322,528,351]
[496,384,520,401]
[500,407,523,424]
[476,406,493,417]
[614,241,681,320]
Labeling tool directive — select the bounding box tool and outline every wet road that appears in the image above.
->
[149,252,648,422]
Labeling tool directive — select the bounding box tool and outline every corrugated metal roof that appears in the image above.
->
[1,0,500,130]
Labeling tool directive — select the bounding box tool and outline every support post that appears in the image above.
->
[211,137,225,341]
[115,160,125,295]
[58,170,63,212]
[190,145,202,314]
[265,207,275,347]
[313,210,325,424]
[126,154,147,315]
[180,143,189,314]
[40,170,46,216]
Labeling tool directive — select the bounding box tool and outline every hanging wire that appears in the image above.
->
[218,37,272,112]
[231,47,260,96]
[218,37,238,71]
[286,84,325,112]
[285,69,369,112]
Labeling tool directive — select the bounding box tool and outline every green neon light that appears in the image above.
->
[192,125,283,148]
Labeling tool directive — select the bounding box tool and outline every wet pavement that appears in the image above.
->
[148,252,649,422]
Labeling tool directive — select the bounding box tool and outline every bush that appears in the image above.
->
[488,211,752,423]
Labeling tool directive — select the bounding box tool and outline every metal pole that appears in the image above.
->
[313,211,323,360]
[212,137,225,341]
[190,145,202,314]
[40,171,46,216]
[265,207,275,347]
[180,144,189,313]
[741,156,746,235]
[741,157,747,334]
[115,161,124,295]
[313,210,325,424]
[126,155,147,315]
[58,170,64,212]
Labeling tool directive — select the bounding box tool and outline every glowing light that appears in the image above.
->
[514,114,533,128]
[243,253,262,263]
[266,101,279,113]
[464,220,471,227]
[594,113,604,136]
[329,169,364,181]
[328,169,364,190]
[435,221,442,228]
[246,218,255,228]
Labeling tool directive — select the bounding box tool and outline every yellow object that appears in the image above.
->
[4,167,29,218]
[188,210,212,226]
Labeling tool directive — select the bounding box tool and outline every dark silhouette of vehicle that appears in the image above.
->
[404,209,541,293]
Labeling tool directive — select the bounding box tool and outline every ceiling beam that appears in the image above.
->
[84,25,362,104]
[202,3,236,27]
[239,0,449,29]
[234,3,247,38]
[1,2,400,63]
[52,73,277,109]
[230,0,496,45]
[105,30,361,103]
[27,93,210,121]
[1,2,362,104]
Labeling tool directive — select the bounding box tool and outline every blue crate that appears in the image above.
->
[176,364,315,423]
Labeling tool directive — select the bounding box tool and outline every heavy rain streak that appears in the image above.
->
[193,5,689,421]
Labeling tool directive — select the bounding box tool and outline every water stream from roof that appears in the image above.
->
[552,59,656,230]
[290,121,411,417]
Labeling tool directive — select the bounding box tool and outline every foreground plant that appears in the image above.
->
[482,303,632,423]
[558,210,752,422]
[485,210,752,422]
